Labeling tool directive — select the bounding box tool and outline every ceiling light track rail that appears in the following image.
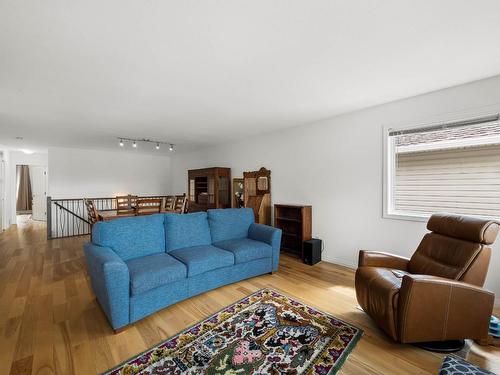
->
[117,137,174,151]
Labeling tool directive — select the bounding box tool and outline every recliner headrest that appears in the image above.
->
[427,213,500,245]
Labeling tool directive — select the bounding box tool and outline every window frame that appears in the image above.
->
[382,111,500,222]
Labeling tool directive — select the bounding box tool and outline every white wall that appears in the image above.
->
[0,149,8,230]
[4,150,48,228]
[171,74,500,302]
[48,147,172,198]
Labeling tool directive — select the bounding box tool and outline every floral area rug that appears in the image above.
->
[104,288,363,375]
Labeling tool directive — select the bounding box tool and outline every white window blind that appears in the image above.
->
[387,114,500,219]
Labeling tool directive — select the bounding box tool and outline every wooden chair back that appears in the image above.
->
[84,199,99,225]
[136,198,162,215]
[163,195,175,211]
[116,195,137,215]
[173,194,187,214]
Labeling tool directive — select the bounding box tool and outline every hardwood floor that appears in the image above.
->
[1,220,499,375]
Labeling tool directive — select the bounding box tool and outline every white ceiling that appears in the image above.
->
[2,0,500,154]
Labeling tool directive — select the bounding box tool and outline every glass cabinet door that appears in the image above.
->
[218,176,229,206]
[189,179,195,202]
[207,176,215,204]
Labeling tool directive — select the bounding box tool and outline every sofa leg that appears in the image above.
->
[114,326,127,334]
[269,271,274,275]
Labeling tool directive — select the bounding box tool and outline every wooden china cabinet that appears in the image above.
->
[187,167,231,212]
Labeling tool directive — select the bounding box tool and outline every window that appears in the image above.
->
[384,113,500,220]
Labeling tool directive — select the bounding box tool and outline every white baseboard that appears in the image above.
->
[321,254,357,270]
[495,298,500,309]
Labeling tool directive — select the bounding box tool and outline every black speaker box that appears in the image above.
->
[303,238,322,265]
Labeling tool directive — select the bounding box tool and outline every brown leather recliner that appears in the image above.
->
[355,213,499,344]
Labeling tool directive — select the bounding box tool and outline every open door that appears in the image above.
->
[29,165,48,221]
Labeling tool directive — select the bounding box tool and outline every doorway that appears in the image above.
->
[15,164,48,222]
[30,166,48,221]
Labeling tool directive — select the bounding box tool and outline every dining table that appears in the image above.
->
[97,210,136,221]
[97,209,177,221]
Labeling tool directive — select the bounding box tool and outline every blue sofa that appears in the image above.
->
[83,208,282,330]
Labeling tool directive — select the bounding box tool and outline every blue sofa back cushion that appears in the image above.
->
[208,208,255,243]
[164,212,212,252]
[92,214,165,261]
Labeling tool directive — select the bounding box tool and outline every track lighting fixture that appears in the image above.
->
[116,137,175,151]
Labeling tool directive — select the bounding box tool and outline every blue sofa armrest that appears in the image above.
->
[83,243,130,329]
[248,223,282,271]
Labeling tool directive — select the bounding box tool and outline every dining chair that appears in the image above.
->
[163,195,175,212]
[116,195,137,215]
[84,198,99,225]
[173,194,187,214]
[136,198,162,215]
[84,199,99,239]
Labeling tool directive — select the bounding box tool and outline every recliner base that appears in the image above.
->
[414,339,465,353]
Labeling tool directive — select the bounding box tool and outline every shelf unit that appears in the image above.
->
[188,167,231,212]
[274,204,312,259]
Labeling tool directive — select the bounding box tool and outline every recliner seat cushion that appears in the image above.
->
[214,238,272,264]
[126,253,187,295]
[164,212,212,252]
[170,245,234,276]
[92,214,165,261]
[207,208,254,243]
[355,267,402,341]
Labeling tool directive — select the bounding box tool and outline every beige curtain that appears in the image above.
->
[16,165,32,212]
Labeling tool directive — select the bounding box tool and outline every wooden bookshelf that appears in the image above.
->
[274,204,312,259]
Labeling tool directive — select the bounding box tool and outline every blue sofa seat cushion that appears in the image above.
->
[208,208,255,242]
[214,238,273,264]
[126,253,187,295]
[92,214,166,261]
[170,245,234,277]
[164,212,212,252]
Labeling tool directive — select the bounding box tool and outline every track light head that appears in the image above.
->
[155,143,160,150]
[119,139,124,147]
[132,141,137,148]
[169,144,174,152]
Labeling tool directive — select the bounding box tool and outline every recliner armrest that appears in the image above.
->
[398,274,494,343]
[248,223,282,272]
[83,243,130,330]
[358,250,409,270]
